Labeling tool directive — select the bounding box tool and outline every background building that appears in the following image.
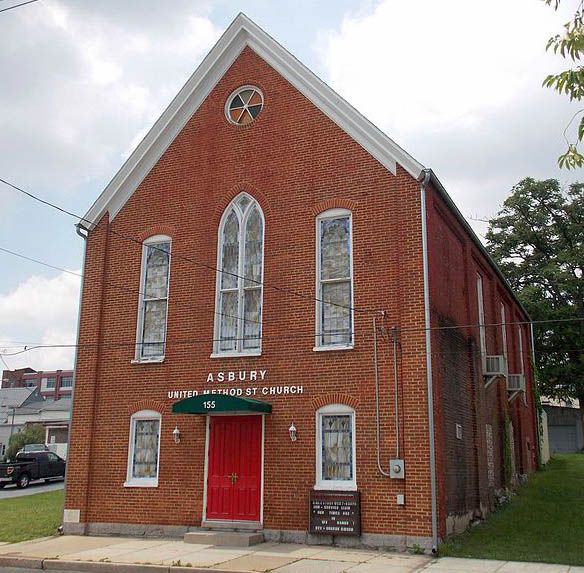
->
[2,367,74,401]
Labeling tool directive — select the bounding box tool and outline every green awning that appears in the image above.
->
[172,394,272,415]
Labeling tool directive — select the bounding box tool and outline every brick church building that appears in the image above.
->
[63,14,538,551]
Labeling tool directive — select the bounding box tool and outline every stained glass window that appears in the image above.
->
[127,411,161,486]
[316,405,356,489]
[138,239,171,359]
[322,415,353,481]
[226,86,264,125]
[216,194,264,353]
[317,212,353,346]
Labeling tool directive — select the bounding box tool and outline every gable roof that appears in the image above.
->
[0,388,42,408]
[81,13,425,231]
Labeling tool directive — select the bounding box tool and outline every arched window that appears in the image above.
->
[214,193,264,355]
[135,235,171,361]
[315,404,357,490]
[125,410,161,487]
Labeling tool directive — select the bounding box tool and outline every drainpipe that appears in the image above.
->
[419,169,438,553]
[62,223,88,529]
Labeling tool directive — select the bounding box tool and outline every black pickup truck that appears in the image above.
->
[0,451,66,489]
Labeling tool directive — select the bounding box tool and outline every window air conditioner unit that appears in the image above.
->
[484,355,506,377]
[507,374,526,393]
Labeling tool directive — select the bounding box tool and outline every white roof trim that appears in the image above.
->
[82,13,425,230]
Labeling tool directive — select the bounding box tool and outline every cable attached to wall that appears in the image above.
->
[373,313,391,477]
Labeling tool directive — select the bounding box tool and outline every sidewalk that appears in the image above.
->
[0,536,581,573]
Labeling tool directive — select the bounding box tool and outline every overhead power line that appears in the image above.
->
[0,0,41,14]
[0,176,379,315]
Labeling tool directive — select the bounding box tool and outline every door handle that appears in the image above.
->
[229,472,238,484]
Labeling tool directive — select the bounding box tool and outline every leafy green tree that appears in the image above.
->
[5,424,45,461]
[486,178,584,442]
[544,0,584,168]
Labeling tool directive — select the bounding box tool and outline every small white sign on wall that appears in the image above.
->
[63,509,80,523]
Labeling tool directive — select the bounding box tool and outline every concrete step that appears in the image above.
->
[184,531,264,547]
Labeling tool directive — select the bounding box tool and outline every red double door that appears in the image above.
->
[206,415,262,522]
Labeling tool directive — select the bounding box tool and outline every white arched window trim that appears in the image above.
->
[133,235,172,363]
[124,409,162,488]
[212,193,265,358]
[314,208,354,351]
[315,403,357,490]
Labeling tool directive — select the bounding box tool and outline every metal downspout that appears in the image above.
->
[420,169,438,553]
[62,223,88,529]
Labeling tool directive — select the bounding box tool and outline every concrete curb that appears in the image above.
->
[0,556,44,569]
[0,555,252,573]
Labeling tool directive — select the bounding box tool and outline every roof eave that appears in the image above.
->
[80,13,424,231]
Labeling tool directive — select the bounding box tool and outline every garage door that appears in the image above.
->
[549,425,578,453]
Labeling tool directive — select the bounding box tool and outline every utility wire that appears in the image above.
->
[0,0,41,14]
[2,237,583,355]
[2,317,584,357]
[0,176,379,315]
[0,244,262,327]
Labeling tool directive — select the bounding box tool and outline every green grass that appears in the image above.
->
[0,489,64,543]
[440,453,584,566]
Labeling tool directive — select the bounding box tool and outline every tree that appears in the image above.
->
[544,1,584,168]
[486,178,584,443]
[5,423,45,461]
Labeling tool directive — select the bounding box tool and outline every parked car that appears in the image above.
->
[0,450,66,489]
[17,443,49,454]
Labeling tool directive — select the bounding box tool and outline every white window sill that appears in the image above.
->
[131,357,165,365]
[313,483,358,491]
[210,351,262,359]
[123,480,159,488]
[313,345,354,352]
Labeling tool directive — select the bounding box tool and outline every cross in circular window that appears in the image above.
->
[227,87,263,125]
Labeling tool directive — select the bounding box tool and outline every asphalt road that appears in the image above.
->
[0,479,64,499]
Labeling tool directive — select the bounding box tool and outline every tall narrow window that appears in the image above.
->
[136,236,171,360]
[214,193,264,355]
[316,209,353,348]
[125,410,161,487]
[517,325,525,374]
[315,404,357,490]
[476,273,486,359]
[500,303,508,359]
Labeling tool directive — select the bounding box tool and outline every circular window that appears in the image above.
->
[226,86,263,125]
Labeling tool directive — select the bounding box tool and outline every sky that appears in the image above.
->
[0,0,580,372]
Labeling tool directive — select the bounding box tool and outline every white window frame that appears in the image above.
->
[476,273,486,365]
[500,303,508,359]
[41,377,56,391]
[315,404,357,490]
[60,376,73,389]
[314,209,354,351]
[517,325,525,375]
[124,409,161,488]
[133,235,171,363]
[212,193,265,357]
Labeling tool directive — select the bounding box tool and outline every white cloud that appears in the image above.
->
[0,0,222,194]
[0,271,81,372]
[317,0,580,227]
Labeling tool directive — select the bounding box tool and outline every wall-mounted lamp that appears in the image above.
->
[288,422,297,442]
[172,426,181,444]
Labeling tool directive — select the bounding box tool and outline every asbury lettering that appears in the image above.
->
[206,370,267,383]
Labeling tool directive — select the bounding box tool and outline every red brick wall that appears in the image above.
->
[65,47,434,538]
[426,185,538,536]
